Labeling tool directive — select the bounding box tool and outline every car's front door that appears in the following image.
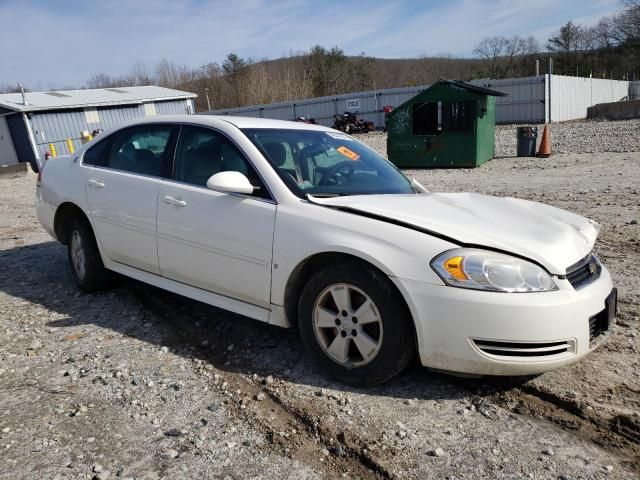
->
[84,125,177,274]
[156,126,276,307]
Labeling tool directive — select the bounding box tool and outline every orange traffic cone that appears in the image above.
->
[536,124,551,158]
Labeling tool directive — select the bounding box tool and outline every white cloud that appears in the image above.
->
[0,0,621,88]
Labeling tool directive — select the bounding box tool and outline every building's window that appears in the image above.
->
[107,125,175,176]
[413,101,474,135]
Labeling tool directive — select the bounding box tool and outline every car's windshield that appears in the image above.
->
[242,128,415,197]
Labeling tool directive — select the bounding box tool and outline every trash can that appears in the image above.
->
[516,127,538,157]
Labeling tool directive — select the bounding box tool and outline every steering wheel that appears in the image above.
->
[318,161,355,186]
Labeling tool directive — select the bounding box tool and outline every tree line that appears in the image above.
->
[473,0,640,79]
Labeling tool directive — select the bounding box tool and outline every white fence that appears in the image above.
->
[549,75,630,122]
[205,75,636,125]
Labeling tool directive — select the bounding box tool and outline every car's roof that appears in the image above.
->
[111,114,332,132]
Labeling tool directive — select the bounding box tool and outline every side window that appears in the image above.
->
[174,126,270,199]
[413,102,440,135]
[107,125,175,177]
[83,138,112,167]
[413,101,474,135]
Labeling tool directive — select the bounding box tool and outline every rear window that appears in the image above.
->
[83,138,112,167]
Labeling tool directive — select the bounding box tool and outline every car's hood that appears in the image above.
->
[310,193,599,274]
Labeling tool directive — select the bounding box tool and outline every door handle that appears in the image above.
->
[162,196,187,207]
[88,179,105,188]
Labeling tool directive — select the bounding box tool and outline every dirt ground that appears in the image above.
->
[1,138,639,478]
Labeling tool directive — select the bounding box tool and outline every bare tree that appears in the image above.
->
[87,72,116,88]
[243,62,272,105]
[473,35,537,78]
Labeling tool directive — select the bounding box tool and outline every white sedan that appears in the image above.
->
[36,115,616,385]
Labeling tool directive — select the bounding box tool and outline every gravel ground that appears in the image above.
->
[1,119,639,479]
[359,118,640,158]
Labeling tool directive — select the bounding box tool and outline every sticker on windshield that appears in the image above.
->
[337,145,360,161]
[326,131,354,141]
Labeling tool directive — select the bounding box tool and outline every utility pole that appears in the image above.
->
[204,88,211,111]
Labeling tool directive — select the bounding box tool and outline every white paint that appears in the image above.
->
[84,108,100,124]
[35,115,615,378]
[311,193,598,274]
[206,171,254,194]
[143,102,157,116]
[549,75,630,122]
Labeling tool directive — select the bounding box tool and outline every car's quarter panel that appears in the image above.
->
[84,169,163,274]
[36,155,90,239]
[393,266,614,375]
[156,181,276,307]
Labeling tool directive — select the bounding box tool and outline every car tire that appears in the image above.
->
[67,217,111,292]
[298,262,415,386]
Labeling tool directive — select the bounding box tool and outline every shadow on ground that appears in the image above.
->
[0,241,532,402]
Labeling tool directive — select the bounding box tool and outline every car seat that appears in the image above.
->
[263,142,298,182]
[183,141,222,186]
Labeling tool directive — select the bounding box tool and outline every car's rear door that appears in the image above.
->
[156,125,276,307]
[84,124,178,274]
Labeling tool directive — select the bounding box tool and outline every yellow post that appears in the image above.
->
[66,139,75,154]
[49,143,57,157]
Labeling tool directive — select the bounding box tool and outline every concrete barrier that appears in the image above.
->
[587,99,640,121]
[0,162,29,176]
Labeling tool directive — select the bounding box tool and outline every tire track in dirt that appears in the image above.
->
[132,284,391,479]
[490,383,640,474]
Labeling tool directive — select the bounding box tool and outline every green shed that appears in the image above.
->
[386,80,507,168]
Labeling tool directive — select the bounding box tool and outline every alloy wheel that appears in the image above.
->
[312,283,384,368]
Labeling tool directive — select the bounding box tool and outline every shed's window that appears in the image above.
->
[412,102,439,135]
[442,101,474,132]
[413,101,474,135]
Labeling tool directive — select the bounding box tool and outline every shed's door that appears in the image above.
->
[0,117,19,165]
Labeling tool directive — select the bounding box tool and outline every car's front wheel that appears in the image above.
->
[67,218,111,292]
[298,262,415,386]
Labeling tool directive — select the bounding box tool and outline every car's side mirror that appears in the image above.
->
[206,171,254,195]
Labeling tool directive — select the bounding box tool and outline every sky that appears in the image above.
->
[0,0,621,90]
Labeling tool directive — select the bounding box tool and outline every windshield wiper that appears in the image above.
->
[305,193,346,198]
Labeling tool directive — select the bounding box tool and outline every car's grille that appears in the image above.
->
[565,253,601,289]
[473,339,575,357]
[589,315,607,343]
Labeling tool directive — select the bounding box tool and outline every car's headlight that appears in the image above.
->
[431,248,558,292]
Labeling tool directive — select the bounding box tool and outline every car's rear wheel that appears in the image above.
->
[67,218,110,292]
[298,262,415,386]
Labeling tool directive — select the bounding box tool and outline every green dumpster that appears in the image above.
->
[386,80,507,168]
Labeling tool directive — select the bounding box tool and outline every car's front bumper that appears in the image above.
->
[392,266,615,376]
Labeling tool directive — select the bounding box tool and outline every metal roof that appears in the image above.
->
[433,80,508,97]
[0,85,197,113]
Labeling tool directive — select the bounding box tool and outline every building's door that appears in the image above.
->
[0,117,19,165]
